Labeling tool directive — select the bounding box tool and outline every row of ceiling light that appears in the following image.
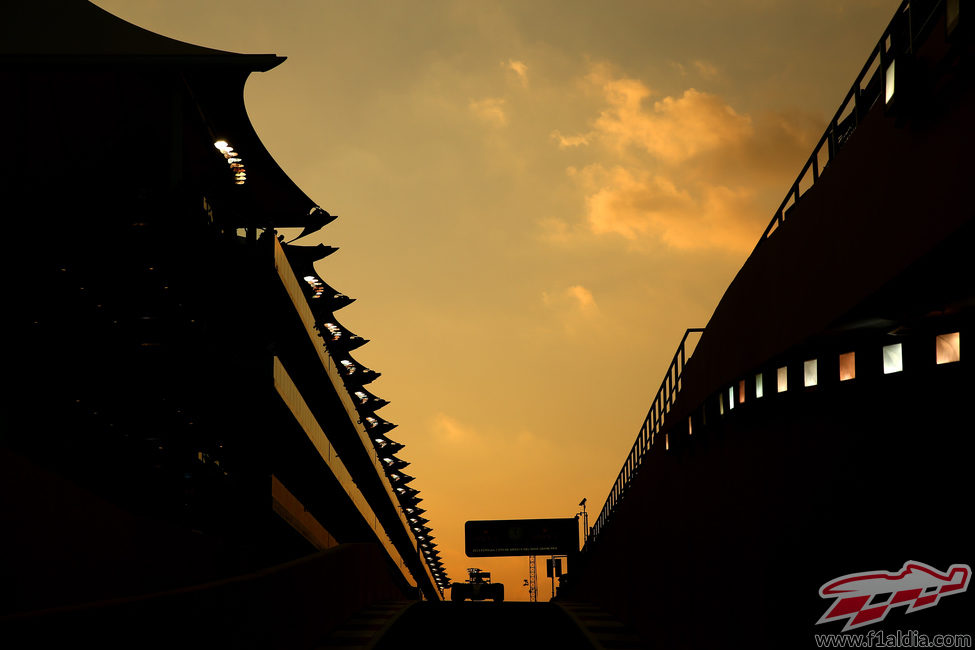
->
[214,140,246,185]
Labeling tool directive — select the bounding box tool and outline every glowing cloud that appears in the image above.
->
[542,284,600,317]
[594,81,753,162]
[469,97,508,126]
[535,216,597,248]
[505,59,529,86]
[577,165,692,240]
[432,413,480,444]
[693,60,719,79]
[550,129,591,148]
[553,66,821,253]
[566,285,597,313]
[575,164,762,251]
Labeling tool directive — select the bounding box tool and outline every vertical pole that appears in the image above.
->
[580,501,588,545]
[550,555,556,600]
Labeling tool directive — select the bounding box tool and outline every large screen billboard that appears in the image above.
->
[465,518,578,557]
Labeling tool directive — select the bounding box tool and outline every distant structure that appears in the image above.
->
[1,0,446,639]
[565,2,974,647]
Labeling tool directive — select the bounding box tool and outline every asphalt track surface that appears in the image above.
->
[373,601,595,649]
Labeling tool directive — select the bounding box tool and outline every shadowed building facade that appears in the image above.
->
[1,1,446,642]
[565,2,975,647]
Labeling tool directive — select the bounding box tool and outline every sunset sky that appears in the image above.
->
[96,0,899,599]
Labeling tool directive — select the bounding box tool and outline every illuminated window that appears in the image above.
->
[214,140,247,185]
[719,393,725,416]
[883,343,903,374]
[324,322,342,340]
[839,352,855,381]
[738,380,746,404]
[303,275,325,299]
[755,373,764,398]
[885,60,895,105]
[804,359,818,387]
[936,332,960,365]
[728,387,735,410]
[777,366,788,393]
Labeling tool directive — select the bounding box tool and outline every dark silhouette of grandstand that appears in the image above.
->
[1,1,445,645]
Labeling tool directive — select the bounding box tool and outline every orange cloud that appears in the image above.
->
[691,107,823,184]
[669,60,719,80]
[550,129,591,148]
[574,165,761,251]
[594,82,753,162]
[542,284,599,314]
[554,66,822,253]
[535,216,595,248]
[693,60,719,79]
[432,413,480,444]
[541,285,601,338]
[429,413,554,458]
[576,165,693,240]
[565,285,597,313]
[504,59,528,87]
[469,97,507,126]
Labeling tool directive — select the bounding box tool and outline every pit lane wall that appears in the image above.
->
[564,5,975,647]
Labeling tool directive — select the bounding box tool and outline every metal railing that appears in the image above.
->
[759,0,943,244]
[585,0,949,548]
[589,328,703,542]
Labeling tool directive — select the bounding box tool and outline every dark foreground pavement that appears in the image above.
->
[372,601,595,650]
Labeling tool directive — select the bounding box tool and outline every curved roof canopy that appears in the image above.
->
[2,0,281,68]
[3,1,330,232]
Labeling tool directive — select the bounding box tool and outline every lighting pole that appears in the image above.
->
[578,498,588,547]
[550,555,556,600]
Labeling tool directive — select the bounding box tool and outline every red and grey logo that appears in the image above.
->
[817,561,970,631]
